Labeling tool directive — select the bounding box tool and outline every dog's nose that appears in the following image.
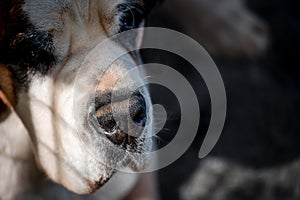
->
[95,92,147,145]
[129,93,147,127]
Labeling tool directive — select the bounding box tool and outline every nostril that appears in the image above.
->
[96,112,117,133]
[129,93,147,127]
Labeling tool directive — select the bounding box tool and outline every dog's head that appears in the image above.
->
[0,0,156,194]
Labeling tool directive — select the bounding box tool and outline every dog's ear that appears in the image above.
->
[0,64,16,121]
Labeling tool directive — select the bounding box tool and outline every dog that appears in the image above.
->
[0,0,158,199]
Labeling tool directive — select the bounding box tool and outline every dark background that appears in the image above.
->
[142,0,300,199]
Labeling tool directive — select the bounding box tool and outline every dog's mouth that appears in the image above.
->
[94,176,112,190]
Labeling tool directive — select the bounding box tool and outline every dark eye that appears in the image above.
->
[118,5,145,32]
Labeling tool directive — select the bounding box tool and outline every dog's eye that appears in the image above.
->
[118,5,144,32]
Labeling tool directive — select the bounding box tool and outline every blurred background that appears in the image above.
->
[141,0,300,199]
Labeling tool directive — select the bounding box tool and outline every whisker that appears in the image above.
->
[152,135,169,144]
[161,128,172,132]
[143,75,152,80]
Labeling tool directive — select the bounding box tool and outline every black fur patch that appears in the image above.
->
[0,0,56,88]
[0,0,157,88]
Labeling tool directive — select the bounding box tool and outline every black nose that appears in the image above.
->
[129,93,147,127]
[94,92,147,145]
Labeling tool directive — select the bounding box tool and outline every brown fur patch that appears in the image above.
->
[95,66,127,93]
[0,64,16,121]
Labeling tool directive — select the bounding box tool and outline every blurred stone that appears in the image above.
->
[180,158,300,200]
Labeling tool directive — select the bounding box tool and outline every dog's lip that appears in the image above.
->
[94,176,111,190]
[87,170,115,192]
